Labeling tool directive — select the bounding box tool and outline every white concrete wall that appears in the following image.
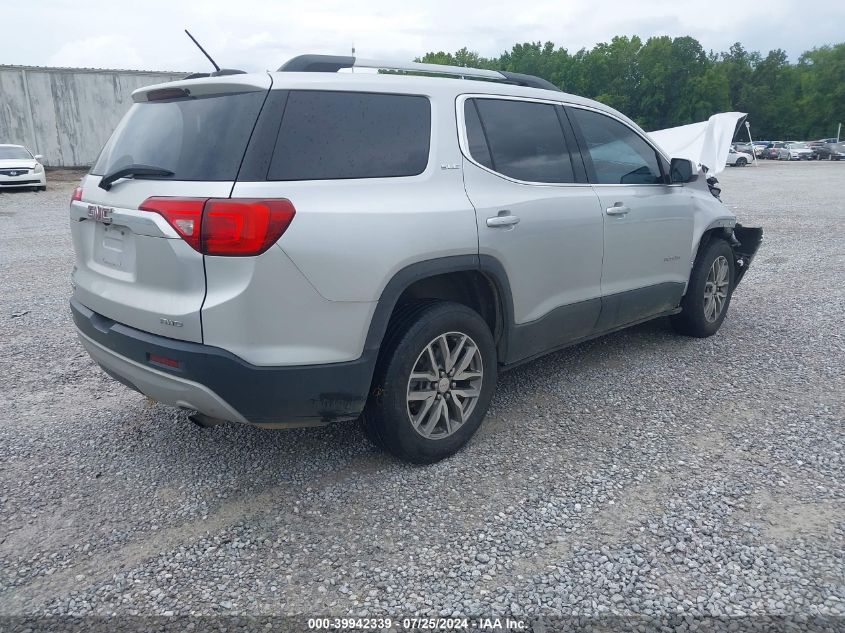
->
[0,66,187,167]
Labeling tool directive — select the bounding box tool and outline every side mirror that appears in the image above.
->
[34,154,43,162]
[670,157,697,183]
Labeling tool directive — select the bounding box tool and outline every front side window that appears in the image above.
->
[570,108,663,185]
[268,91,431,181]
[465,98,575,184]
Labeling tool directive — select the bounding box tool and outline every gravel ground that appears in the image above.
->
[0,162,843,630]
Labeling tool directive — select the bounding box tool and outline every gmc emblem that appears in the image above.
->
[87,204,113,224]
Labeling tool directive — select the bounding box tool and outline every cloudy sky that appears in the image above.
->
[4,0,843,72]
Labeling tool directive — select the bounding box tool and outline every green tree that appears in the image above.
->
[580,36,642,117]
[797,44,845,139]
[417,37,845,139]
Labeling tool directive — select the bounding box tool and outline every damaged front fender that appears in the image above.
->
[731,224,763,286]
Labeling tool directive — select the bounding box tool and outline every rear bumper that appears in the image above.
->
[71,298,376,426]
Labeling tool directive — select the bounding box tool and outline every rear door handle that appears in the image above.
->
[486,212,521,228]
[606,203,630,216]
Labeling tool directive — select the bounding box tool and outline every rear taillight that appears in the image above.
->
[202,199,296,256]
[139,197,295,256]
[71,186,83,202]
[139,197,205,251]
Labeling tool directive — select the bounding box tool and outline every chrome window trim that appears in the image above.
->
[565,103,681,187]
[456,93,680,188]
[455,93,589,188]
[564,103,671,162]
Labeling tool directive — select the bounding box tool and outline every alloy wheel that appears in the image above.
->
[406,332,483,439]
[703,256,730,323]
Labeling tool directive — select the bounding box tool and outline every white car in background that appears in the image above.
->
[0,144,47,191]
[777,142,814,161]
[726,148,753,167]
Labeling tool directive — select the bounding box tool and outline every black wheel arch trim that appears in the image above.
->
[362,254,516,363]
[694,219,763,287]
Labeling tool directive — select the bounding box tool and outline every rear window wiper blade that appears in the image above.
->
[98,164,175,191]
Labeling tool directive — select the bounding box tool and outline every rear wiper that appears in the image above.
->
[98,164,174,191]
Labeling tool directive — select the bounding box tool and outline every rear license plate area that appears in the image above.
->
[93,223,136,275]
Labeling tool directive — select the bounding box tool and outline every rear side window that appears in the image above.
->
[569,108,663,185]
[464,101,493,170]
[465,98,575,183]
[269,91,431,180]
[91,91,265,180]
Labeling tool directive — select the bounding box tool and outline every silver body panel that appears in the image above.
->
[592,184,695,297]
[70,178,233,343]
[462,158,604,324]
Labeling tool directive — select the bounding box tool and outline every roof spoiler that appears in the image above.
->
[277,54,561,92]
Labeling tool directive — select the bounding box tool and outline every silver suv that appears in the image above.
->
[70,56,762,463]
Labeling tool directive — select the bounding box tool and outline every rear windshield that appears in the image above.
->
[268,91,431,180]
[0,147,32,160]
[91,91,265,180]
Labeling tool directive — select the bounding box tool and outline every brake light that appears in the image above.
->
[71,186,83,202]
[139,197,295,256]
[139,198,205,251]
[202,199,296,256]
[146,87,191,101]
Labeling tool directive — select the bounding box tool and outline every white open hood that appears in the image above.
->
[648,112,747,175]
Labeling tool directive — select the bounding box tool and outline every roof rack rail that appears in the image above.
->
[277,55,561,92]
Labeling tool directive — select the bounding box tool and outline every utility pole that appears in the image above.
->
[837,122,842,142]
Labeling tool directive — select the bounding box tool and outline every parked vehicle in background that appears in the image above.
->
[68,55,763,463]
[778,142,814,160]
[726,148,753,166]
[761,142,784,159]
[733,142,762,157]
[0,144,47,191]
[813,142,845,161]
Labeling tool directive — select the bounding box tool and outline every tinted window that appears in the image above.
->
[269,91,430,180]
[468,98,574,183]
[92,91,265,181]
[570,108,663,185]
[464,101,493,170]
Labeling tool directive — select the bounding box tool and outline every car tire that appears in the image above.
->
[670,239,735,339]
[736,157,747,167]
[361,301,497,464]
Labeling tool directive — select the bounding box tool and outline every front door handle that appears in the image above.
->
[486,212,521,228]
[606,203,630,216]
